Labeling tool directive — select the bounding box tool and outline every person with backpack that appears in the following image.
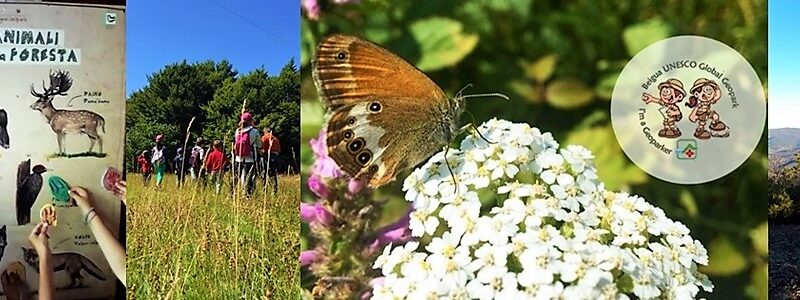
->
[233,112,262,197]
[260,127,281,195]
[190,137,206,181]
[137,150,152,184]
[151,134,167,189]
[173,147,188,186]
[204,140,225,194]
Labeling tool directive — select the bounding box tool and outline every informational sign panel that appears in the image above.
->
[0,2,124,299]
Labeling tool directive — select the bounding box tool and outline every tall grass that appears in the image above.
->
[127,173,300,299]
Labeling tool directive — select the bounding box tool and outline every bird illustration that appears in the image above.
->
[0,109,9,149]
[16,160,46,225]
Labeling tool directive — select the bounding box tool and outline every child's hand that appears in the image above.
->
[28,222,50,256]
[69,187,94,215]
[114,181,127,205]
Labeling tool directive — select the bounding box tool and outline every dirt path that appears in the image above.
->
[771,224,800,299]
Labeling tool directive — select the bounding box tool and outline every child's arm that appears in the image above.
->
[37,252,53,300]
[69,187,127,287]
[28,223,54,300]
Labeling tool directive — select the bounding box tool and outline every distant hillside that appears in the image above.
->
[770,128,800,170]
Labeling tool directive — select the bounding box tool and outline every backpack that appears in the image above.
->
[190,146,201,166]
[261,134,279,153]
[234,128,254,158]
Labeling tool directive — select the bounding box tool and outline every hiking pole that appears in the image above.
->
[180,117,196,189]
[290,146,298,175]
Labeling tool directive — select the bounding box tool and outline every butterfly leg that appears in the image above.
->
[461,111,497,144]
[443,146,460,195]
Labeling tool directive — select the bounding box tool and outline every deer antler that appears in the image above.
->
[30,70,73,101]
[45,70,72,96]
[30,84,42,98]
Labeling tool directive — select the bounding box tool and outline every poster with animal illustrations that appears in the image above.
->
[0,2,125,299]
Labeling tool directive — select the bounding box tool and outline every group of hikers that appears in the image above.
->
[135,112,282,197]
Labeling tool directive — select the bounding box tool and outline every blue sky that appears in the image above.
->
[126,0,299,95]
[769,1,799,128]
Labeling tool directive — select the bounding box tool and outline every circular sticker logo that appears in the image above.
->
[610,35,765,184]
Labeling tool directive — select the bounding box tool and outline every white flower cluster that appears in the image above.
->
[371,119,713,300]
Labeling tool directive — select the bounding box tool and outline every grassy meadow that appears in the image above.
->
[127,173,300,299]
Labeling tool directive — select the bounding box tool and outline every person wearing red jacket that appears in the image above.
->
[136,150,152,184]
[204,140,225,194]
[260,127,281,195]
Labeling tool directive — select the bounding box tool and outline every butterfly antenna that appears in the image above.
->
[456,83,474,99]
[454,83,509,101]
[464,110,497,144]
[460,92,510,101]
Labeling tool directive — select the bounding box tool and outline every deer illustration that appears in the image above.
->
[30,70,106,154]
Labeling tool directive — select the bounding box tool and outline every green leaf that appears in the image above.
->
[565,126,647,189]
[301,100,325,140]
[409,17,479,71]
[300,19,316,66]
[462,1,493,34]
[595,72,620,100]
[523,55,559,83]
[617,274,634,293]
[374,197,409,228]
[480,0,533,19]
[750,222,768,257]
[703,236,748,276]
[363,13,392,44]
[679,189,698,217]
[545,79,594,109]
[575,110,608,129]
[622,17,674,57]
[507,255,523,273]
[749,262,768,300]
[509,79,542,103]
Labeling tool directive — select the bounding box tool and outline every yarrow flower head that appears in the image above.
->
[371,119,713,300]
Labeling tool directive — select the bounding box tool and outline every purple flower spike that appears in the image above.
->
[369,277,385,287]
[360,276,385,299]
[347,178,365,195]
[300,202,317,223]
[310,130,342,179]
[300,202,334,226]
[302,0,320,20]
[300,250,319,266]
[308,175,330,199]
[367,207,412,252]
[315,202,334,225]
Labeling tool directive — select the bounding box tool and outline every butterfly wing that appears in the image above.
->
[313,34,453,187]
[313,34,448,110]
[325,98,448,187]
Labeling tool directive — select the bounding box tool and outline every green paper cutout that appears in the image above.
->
[48,176,71,202]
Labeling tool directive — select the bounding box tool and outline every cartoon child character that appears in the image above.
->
[686,78,729,139]
[642,78,686,138]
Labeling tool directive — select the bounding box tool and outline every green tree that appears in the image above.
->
[126,59,300,173]
[203,60,301,170]
[125,121,179,171]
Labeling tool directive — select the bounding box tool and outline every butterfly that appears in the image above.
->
[313,34,504,188]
